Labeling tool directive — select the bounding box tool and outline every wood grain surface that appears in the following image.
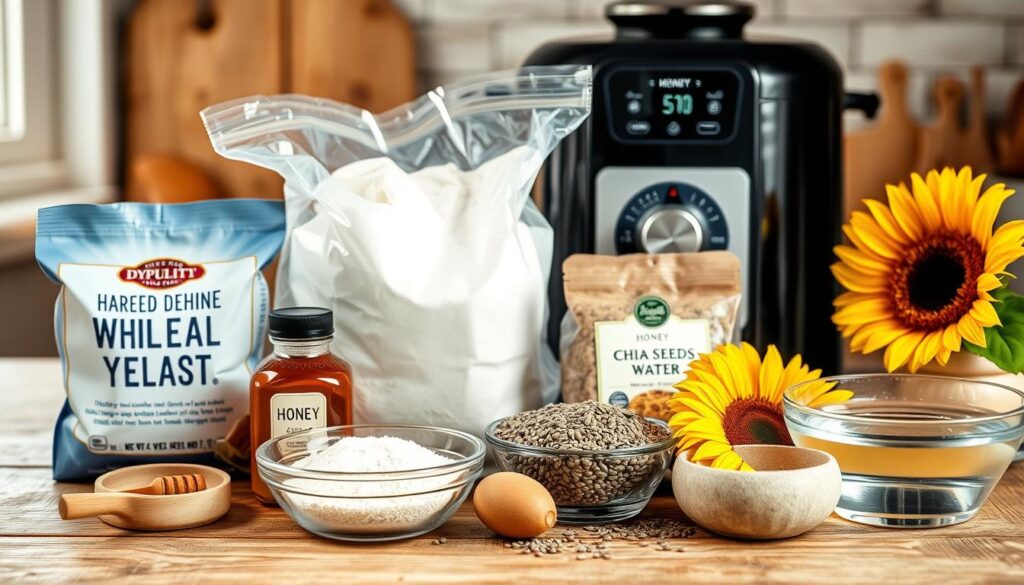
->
[1,359,1022,584]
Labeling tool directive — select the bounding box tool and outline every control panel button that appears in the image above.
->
[626,120,651,135]
[640,207,703,254]
[696,121,721,136]
[613,182,730,255]
[707,100,722,115]
[627,99,641,114]
[666,121,682,136]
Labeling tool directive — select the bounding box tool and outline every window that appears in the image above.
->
[0,0,116,241]
[0,0,63,197]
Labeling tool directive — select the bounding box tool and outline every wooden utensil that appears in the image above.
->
[121,473,208,495]
[996,80,1024,177]
[128,154,222,203]
[289,0,416,112]
[125,0,416,200]
[844,61,918,213]
[958,67,995,173]
[124,0,284,200]
[914,76,966,173]
[58,464,231,531]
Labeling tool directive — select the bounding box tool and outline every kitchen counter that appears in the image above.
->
[1,358,1023,584]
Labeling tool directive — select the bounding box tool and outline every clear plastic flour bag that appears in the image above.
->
[203,66,592,438]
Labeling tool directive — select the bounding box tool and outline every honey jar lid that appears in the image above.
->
[268,307,334,339]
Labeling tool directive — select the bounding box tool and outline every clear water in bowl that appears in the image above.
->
[785,375,1024,528]
[791,402,1017,527]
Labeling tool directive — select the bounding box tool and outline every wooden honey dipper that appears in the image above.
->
[122,473,208,495]
[60,473,208,522]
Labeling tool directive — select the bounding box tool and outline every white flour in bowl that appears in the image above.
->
[282,436,462,534]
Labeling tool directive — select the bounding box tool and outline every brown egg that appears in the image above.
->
[473,472,557,538]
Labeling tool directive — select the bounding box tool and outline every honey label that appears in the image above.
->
[270,392,328,439]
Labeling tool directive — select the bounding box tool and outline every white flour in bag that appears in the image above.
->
[279,147,556,436]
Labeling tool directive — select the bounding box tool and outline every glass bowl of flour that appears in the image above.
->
[256,425,486,541]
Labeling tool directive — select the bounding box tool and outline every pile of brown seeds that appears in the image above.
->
[504,520,697,561]
[492,401,671,505]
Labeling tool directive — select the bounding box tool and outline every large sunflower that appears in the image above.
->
[833,167,1024,372]
[667,343,851,471]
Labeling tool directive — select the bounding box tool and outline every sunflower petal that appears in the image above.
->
[834,245,890,275]
[863,322,911,354]
[851,211,902,259]
[909,330,943,373]
[911,172,942,231]
[864,199,909,243]
[808,389,855,409]
[958,315,987,347]
[887,183,924,240]
[936,346,954,366]
[883,331,925,372]
[833,297,893,325]
[965,173,986,220]
[692,441,732,463]
[972,184,1014,246]
[832,263,888,293]
[711,450,749,471]
[935,168,962,231]
[969,300,1001,328]
[977,272,1003,293]
[942,322,962,352]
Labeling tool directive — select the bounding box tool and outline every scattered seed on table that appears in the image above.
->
[499,518,696,561]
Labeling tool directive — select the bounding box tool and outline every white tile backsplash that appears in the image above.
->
[859,22,1006,67]
[783,0,928,18]
[431,0,571,22]
[939,0,1024,17]
[410,0,1023,117]
[418,24,492,72]
[748,22,852,67]
[493,21,614,69]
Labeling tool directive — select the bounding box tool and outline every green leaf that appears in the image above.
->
[965,288,1024,374]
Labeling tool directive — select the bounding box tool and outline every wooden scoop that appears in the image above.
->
[58,464,230,530]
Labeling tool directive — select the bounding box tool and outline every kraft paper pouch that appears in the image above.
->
[36,199,285,480]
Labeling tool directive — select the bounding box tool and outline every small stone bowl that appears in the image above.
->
[672,444,841,539]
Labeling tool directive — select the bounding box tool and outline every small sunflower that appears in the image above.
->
[667,343,852,471]
[833,167,1024,372]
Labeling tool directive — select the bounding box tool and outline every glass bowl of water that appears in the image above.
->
[783,374,1024,528]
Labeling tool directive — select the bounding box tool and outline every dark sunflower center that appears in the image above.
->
[722,398,793,446]
[907,252,966,311]
[889,231,983,330]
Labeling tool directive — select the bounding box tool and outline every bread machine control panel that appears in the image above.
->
[595,167,751,329]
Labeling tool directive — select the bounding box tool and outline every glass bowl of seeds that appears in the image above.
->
[485,401,675,523]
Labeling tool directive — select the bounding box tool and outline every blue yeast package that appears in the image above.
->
[36,200,285,480]
[203,66,592,438]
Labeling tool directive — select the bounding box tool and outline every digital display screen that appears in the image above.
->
[656,91,694,116]
[605,68,742,142]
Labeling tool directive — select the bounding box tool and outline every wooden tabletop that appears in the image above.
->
[1,358,1023,584]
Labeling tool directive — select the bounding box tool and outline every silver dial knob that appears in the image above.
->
[638,207,704,253]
